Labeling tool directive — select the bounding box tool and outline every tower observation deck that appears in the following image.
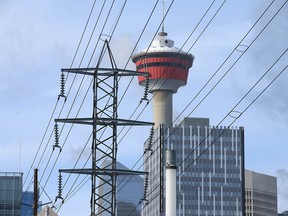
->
[132,32,194,127]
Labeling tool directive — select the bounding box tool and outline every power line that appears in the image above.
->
[24,0,98,192]
[48,1,164,211]
[27,0,286,213]
[63,0,230,211]
[116,0,225,145]
[126,0,282,176]
[134,49,288,216]
[58,0,256,209]
[113,0,230,201]
[134,1,288,204]
[26,0,118,205]
[38,0,136,211]
[36,0,110,176]
[114,0,287,213]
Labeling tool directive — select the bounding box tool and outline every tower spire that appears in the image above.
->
[162,0,165,33]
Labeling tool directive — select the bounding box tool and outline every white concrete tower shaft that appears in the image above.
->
[153,90,173,126]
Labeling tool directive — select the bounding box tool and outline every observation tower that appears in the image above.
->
[132,31,194,127]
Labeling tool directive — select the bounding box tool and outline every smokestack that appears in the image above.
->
[165,150,177,216]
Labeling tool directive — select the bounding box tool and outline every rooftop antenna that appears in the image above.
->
[162,0,165,33]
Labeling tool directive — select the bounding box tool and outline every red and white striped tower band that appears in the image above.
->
[132,32,194,127]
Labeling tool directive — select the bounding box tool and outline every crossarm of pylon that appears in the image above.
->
[61,67,149,77]
[55,118,154,126]
[59,168,148,176]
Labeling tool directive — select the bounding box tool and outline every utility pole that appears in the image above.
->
[33,168,38,216]
[54,40,153,215]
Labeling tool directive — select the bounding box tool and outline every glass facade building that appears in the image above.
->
[21,191,33,216]
[0,172,23,216]
[142,117,245,216]
[278,211,288,216]
[21,191,42,216]
[98,161,143,216]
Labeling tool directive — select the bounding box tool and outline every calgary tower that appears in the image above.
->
[132,30,194,127]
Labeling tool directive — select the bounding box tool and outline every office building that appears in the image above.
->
[278,211,288,216]
[245,170,277,216]
[98,161,143,216]
[22,191,42,216]
[0,172,23,216]
[142,117,245,216]
[21,191,33,216]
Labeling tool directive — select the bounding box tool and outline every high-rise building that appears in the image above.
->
[245,170,278,216]
[142,117,245,216]
[21,191,33,216]
[0,172,23,216]
[278,211,288,216]
[21,191,42,216]
[98,161,143,216]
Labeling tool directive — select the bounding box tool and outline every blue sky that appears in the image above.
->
[0,0,287,215]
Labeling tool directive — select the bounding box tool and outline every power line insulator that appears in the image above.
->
[58,71,67,101]
[53,123,62,151]
[140,56,150,104]
[144,127,154,154]
[140,175,149,203]
[140,75,150,104]
[55,173,64,203]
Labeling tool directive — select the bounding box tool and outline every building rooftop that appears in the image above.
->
[0,172,23,177]
[179,117,210,127]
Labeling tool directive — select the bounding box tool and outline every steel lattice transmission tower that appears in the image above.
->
[54,40,153,216]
